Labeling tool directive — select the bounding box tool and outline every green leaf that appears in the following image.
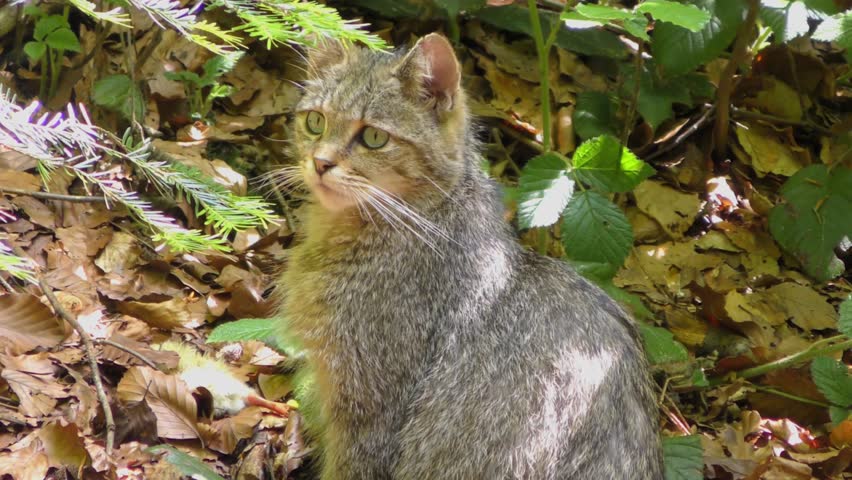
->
[146,445,226,480]
[24,41,47,62]
[434,0,487,17]
[637,0,711,32]
[475,5,628,58]
[597,279,655,320]
[829,406,851,426]
[663,435,704,480]
[561,191,632,267]
[840,297,852,339]
[652,0,745,76]
[573,92,617,140]
[624,16,651,40]
[33,15,68,41]
[92,75,145,121]
[768,165,852,281]
[575,4,634,20]
[803,0,839,14]
[813,11,852,62]
[572,135,655,193]
[639,323,690,365]
[207,318,278,343]
[811,357,852,407]
[760,1,812,43]
[620,62,709,130]
[45,28,82,52]
[516,153,574,229]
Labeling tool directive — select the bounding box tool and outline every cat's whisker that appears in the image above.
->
[359,185,443,253]
[422,174,456,203]
[365,184,453,245]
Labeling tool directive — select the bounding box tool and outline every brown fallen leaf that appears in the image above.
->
[0,293,66,354]
[633,181,702,239]
[101,334,180,369]
[202,406,263,454]
[118,296,207,329]
[38,421,90,474]
[117,366,199,440]
[0,434,50,480]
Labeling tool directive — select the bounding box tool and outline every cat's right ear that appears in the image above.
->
[304,36,348,77]
[396,33,461,111]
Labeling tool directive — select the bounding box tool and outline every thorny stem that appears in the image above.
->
[35,273,116,451]
[710,335,852,385]
[527,0,554,152]
[714,0,759,160]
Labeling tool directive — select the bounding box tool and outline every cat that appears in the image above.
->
[276,33,664,479]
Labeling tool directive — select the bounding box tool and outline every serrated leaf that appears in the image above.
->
[768,165,852,281]
[760,1,811,43]
[572,135,655,193]
[44,28,81,52]
[146,445,226,480]
[23,41,46,62]
[434,0,487,16]
[840,297,852,339]
[561,191,632,267]
[829,406,851,426]
[637,0,711,31]
[663,435,704,480]
[652,0,745,76]
[575,4,634,20]
[573,92,617,140]
[813,11,852,61]
[475,5,628,58]
[811,357,852,407]
[516,153,574,229]
[639,323,689,365]
[207,318,278,343]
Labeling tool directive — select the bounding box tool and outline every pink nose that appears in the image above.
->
[314,156,336,175]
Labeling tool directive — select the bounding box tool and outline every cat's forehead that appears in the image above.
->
[298,48,408,114]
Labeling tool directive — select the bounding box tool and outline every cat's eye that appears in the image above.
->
[361,126,389,149]
[305,111,326,135]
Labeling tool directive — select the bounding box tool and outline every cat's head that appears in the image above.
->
[291,33,469,213]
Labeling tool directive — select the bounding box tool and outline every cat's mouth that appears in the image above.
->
[307,174,357,211]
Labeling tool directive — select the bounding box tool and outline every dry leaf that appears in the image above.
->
[0,436,50,480]
[118,297,207,329]
[117,366,199,440]
[735,122,808,177]
[101,334,180,369]
[95,232,142,274]
[0,294,66,354]
[39,421,90,473]
[633,181,701,239]
[204,406,262,454]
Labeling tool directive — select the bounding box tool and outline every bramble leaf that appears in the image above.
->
[811,357,852,408]
[517,153,574,229]
[640,323,689,365]
[663,435,704,480]
[561,191,632,267]
[573,92,617,140]
[207,318,278,343]
[572,135,655,193]
[768,165,852,281]
[637,0,710,32]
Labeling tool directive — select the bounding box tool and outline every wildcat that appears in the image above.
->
[277,33,664,479]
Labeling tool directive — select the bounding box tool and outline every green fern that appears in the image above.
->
[0,243,36,284]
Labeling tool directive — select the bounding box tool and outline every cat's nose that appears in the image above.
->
[314,156,336,176]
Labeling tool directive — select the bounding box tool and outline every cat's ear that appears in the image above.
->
[396,33,461,110]
[304,37,348,77]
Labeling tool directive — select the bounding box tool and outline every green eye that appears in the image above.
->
[305,111,325,135]
[361,126,389,149]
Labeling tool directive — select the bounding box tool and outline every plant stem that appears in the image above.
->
[710,335,852,385]
[752,386,831,408]
[527,0,553,152]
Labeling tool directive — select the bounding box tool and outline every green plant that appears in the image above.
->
[810,298,852,425]
[23,6,82,101]
[164,54,242,122]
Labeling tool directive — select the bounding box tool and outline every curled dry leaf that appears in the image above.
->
[0,437,50,480]
[117,297,207,329]
[101,334,180,370]
[117,366,199,440]
[202,406,263,454]
[0,293,66,354]
[38,421,90,473]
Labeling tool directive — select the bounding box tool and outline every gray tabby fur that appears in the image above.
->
[277,33,664,480]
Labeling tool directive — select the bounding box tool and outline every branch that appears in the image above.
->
[713,0,759,160]
[0,187,105,203]
[95,339,159,370]
[731,106,833,135]
[36,275,116,451]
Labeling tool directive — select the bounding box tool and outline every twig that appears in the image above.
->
[95,339,159,370]
[714,0,760,159]
[36,276,116,451]
[730,107,833,135]
[527,0,554,152]
[647,105,715,161]
[751,385,831,408]
[709,335,852,385]
[0,187,105,203]
[498,122,545,154]
[621,40,644,146]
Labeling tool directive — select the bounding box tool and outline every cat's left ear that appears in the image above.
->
[396,33,461,110]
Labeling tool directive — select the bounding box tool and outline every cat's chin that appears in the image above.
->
[310,182,358,212]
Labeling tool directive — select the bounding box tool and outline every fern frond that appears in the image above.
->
[0,242,36,284]
[68,0,133,28]
[126,0,243,53]
[0,88,231,253]
[211,0,387,50]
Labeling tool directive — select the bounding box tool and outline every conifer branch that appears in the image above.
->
[0,242,36,284]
